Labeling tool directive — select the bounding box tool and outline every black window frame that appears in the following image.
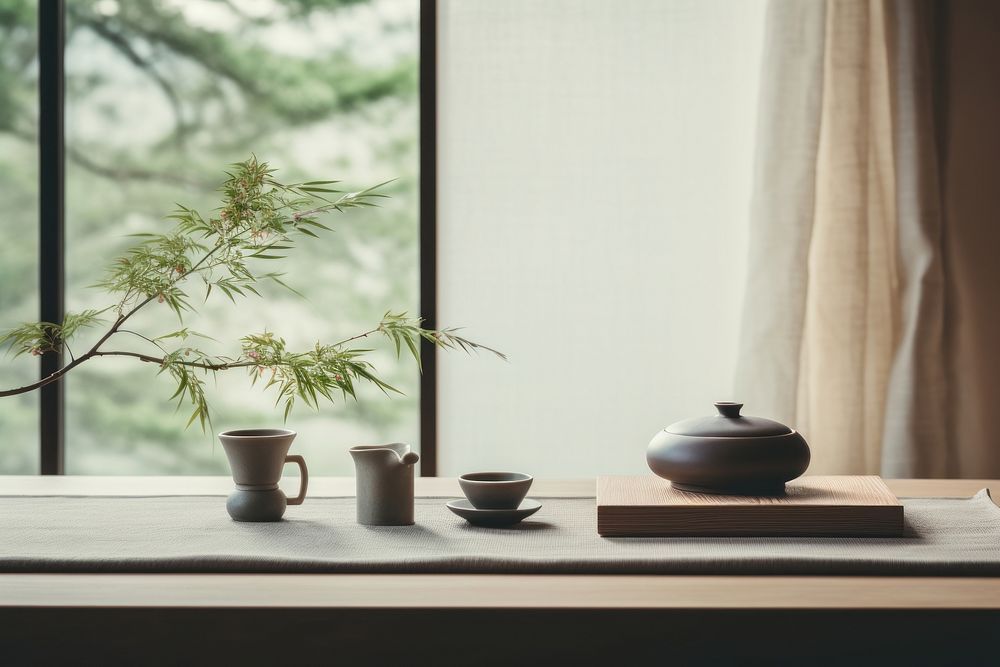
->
[34,0,439,475]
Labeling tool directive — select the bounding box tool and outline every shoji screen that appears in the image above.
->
[437,0,767,475]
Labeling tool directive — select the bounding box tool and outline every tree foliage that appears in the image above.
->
[0,0,426,472]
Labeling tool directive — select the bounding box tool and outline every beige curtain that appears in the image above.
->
[737,0,1000,477]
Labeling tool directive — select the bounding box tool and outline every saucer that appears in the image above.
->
[446,498,542,527]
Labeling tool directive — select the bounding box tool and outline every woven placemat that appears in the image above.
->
[1,492,998,574]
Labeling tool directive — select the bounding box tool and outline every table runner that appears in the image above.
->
[2,492,999,575]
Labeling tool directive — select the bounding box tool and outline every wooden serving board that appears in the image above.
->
[597,475,904,537]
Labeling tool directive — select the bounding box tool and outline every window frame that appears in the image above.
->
[38,0,65,474]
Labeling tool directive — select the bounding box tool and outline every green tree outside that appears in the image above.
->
[0,0,420,474]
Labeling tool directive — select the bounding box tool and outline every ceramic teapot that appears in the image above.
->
[646,402,810,495]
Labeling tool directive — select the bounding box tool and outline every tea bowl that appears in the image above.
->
[459,472,533,510]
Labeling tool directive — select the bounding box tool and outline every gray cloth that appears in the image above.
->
[1,492,999,575]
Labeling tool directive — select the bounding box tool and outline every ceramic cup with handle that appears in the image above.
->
[219,428,308,522]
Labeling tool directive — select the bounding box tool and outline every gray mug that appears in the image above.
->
[220,428,308,522]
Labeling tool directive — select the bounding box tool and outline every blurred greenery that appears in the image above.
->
[0,0,419,474]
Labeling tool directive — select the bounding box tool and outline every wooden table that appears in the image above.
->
[2,476,998,665]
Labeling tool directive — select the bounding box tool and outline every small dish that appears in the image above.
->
[458,471,533,509]
[446,498,542,527]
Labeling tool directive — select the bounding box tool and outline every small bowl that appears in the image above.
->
[459,472,533,510]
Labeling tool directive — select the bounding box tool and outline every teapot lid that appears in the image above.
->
[665,402,792,438]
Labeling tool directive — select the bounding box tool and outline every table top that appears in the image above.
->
[2,476,998,610]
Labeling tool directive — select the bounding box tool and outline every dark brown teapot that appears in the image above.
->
[646,402,810,495]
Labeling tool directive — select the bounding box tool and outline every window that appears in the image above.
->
[5,0,768,477]
[436,0,767,475]
[1,0,420,474]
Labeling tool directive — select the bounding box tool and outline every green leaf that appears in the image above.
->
[297,219,333,231]
[298,186,341,193]
[404,335,421,371]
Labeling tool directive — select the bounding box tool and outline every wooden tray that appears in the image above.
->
[597,475,904,537]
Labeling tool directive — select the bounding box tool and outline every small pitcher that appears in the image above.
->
[349,443,419,525]
[220,428,308,522]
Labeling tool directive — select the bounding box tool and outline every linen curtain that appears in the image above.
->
[736,0,1000,477]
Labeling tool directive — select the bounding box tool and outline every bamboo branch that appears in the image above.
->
[0,157,502,430]
[93,351,256,371]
